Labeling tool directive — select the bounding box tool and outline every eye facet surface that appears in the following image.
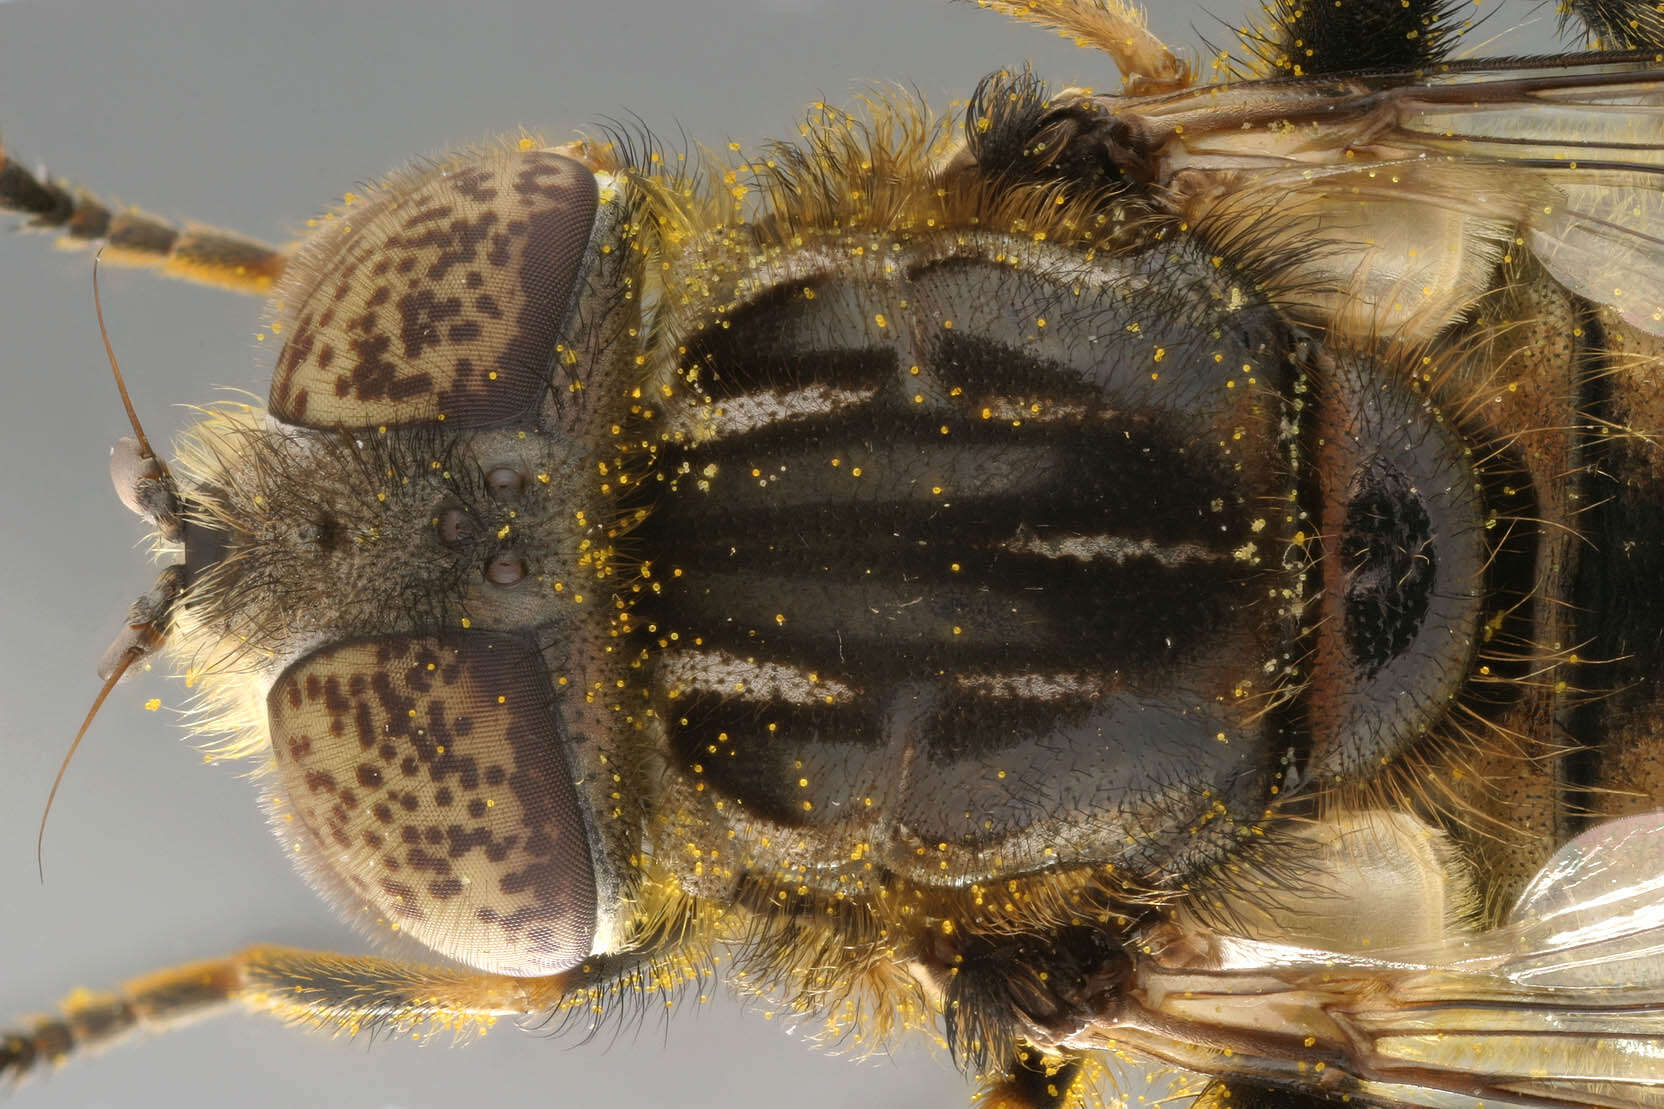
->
[266,632,597,976]
[267,149,600,430]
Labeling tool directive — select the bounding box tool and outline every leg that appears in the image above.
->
[1562,0,1664,49]
[0,138,286,294]
[0,945,655,1085]
[1234,0,1464,79]
[974,0,1191,93]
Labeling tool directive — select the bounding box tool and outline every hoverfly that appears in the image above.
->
[2,0,1661,1105]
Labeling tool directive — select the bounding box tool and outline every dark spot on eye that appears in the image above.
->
[485,466,525,500]
[435,787,453,807]
[356,764,383,788]
[437,506,476,545]
[486,553,527,586]
[484,766,506,787]
[379,880,420,916]
[468,798,487,818]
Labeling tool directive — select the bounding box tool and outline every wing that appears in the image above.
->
[1085,55,1664,340]
[1065,812,1664,1108]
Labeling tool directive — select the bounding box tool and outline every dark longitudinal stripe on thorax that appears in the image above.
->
[931,332,1110,403]
[686,280,897,399]
[667,412,1244,545]
[636,253,1291,839]
[640,398,1254,679]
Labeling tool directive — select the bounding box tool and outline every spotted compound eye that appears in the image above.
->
[485,466,526,500]
[485,553,527,585]
[266,149,600,430]
[266,633,597,976]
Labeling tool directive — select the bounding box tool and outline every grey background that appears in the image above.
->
[0,3,1563,1107]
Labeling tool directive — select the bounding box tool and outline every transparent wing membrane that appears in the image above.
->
[1102,57,1664,338]
[1091,814,1664,1107]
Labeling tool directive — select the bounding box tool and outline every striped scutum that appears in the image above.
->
[631,234,1306,891]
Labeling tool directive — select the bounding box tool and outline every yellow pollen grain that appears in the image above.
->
[144,698,162,711]
[460,617,472,628]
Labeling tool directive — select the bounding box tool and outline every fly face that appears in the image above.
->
[4,2,1663,1108]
